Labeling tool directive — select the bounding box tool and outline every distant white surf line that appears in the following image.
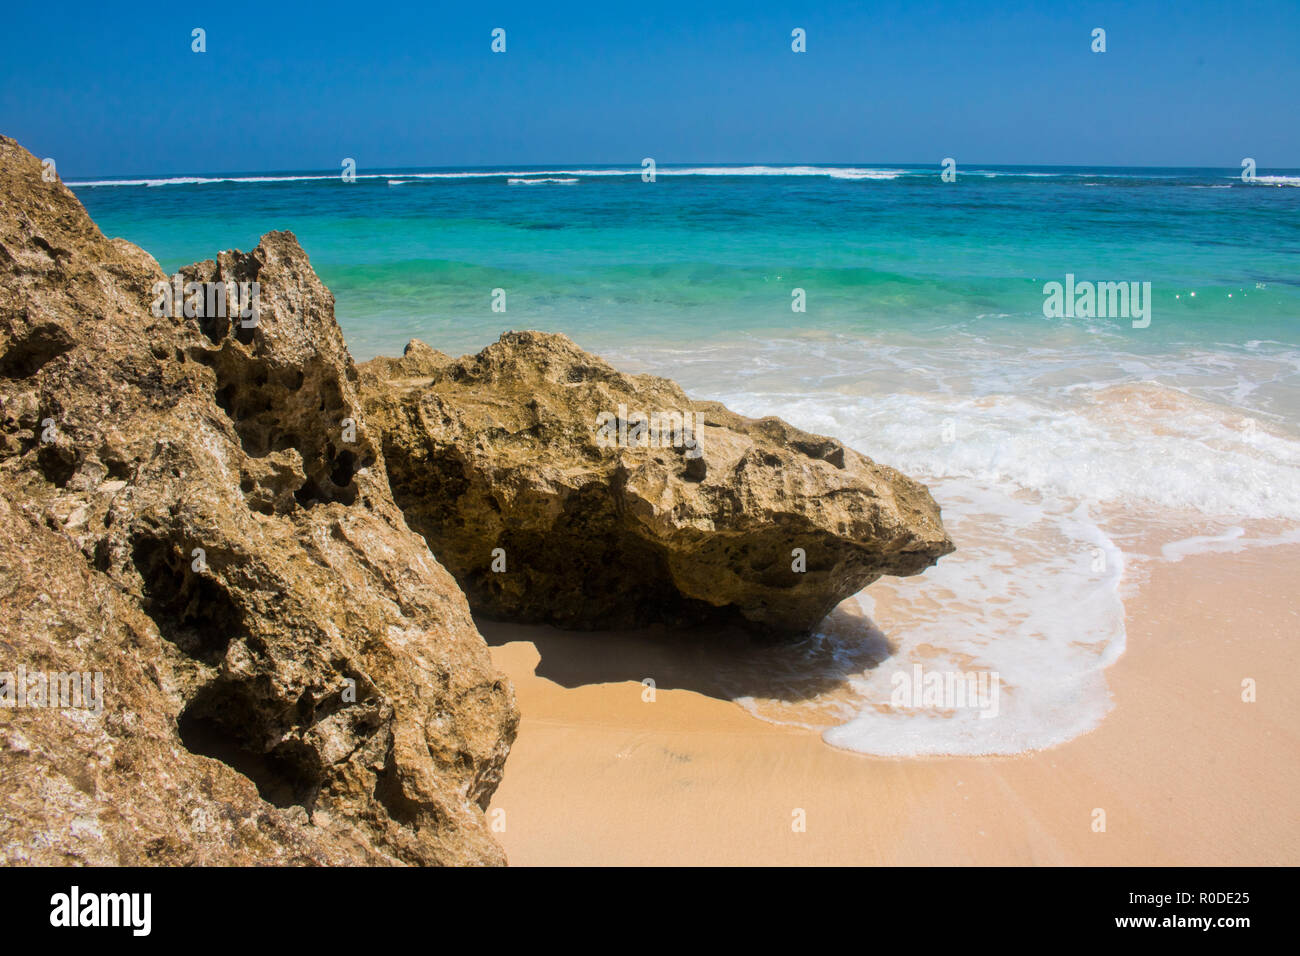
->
[967,170,1065,178]
[65,166,1300,188]
[508,177,580,185]
[67,174,341,187]
[652,166,906,179]
[373,165,906,180]
[66,165,909,187]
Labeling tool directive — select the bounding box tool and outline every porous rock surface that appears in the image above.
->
[0,135,517,866]
[360,331,954,635]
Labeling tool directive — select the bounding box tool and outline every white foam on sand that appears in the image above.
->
[1161,525,1300,562]
[735,481,1128,755]
[612,332,1300,756]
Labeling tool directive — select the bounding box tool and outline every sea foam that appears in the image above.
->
[610,331,1300,757]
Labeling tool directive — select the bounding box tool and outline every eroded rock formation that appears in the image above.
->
[0,136,517,865]
[360,332,954,635]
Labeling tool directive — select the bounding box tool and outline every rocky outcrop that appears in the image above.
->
[360,332,954,635]
[0,136,517,865]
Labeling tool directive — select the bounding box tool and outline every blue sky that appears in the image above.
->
[3,0,1297,175]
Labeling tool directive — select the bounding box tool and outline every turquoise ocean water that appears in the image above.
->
[69,164,1300,755]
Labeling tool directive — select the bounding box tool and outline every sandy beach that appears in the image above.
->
[485,541,1300,866]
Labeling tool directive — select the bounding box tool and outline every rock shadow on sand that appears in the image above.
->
[476,602,893,705]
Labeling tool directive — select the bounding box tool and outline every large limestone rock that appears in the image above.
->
[0,136,517,865]
[360,332,954,635]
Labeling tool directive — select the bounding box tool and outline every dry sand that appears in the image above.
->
[484,543,1300,865]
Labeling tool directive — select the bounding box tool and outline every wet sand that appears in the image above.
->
[484,543,1300,865]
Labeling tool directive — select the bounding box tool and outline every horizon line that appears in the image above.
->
[64,160,1300,183]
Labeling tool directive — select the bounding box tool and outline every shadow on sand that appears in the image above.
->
[476,602,894,705]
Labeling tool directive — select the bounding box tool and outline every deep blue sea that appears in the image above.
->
[69,163,1300,754]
